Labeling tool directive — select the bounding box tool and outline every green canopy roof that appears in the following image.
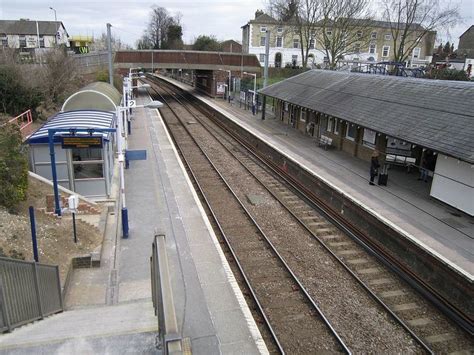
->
[61,82,122,112]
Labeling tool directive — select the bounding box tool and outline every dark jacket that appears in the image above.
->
[370,157,380,175]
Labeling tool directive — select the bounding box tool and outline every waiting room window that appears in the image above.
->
[260,36,266,46]
[0,34,8,47]
[362,128,376,148]
[369,44,376,54]
[326,117,333,132]
[371,31,377,39]
[276,36,283,47]
[334,119,340,134]
[382,45,390,57]
[300,110,306,122]
[293,38,299,48]
[72,147,104,179]
[259,53,265,62]
[346,123,357,141]
[413,47,421,59]
[19,36,26,47]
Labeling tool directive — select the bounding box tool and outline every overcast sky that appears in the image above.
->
[0,0,472,47]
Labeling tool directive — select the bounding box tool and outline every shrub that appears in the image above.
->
[0,124,28,212]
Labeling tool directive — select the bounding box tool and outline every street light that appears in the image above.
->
[116,98,163,238]
[243,71,257,115]
[49,7,58,46]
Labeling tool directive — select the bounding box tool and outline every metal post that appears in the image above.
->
[116,107,129,238]
[49,7,57,46]
[228,70,231,103]
[48,130,61,216]
[263,30,270,88]
[72,212,77,243]
[262,96,266,120]
[106,23,114,86]
[29,206,39,262]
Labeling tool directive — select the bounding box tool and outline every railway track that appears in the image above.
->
[145,75,473,354]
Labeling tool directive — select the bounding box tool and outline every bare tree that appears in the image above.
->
[90,32,130,52]
[144,6,182,49]
[268,0,321,67]
[382,0,459,64]
[318,0,373,69]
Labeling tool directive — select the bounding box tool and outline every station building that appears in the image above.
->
[27,82,121,199]
[259,70,474,215]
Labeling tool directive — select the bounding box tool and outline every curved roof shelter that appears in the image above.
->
[260,70,474,164]
[61,82,121,112]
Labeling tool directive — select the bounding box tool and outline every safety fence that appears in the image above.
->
[0,257,63,333]
[150,234,182,354]
[70,51,109,68]
[3,109,34,141]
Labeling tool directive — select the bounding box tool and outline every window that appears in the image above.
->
[362,128,376,148]
[326,30,332,36]
[260,36,266,46]
[309,38,315,49]
[369,44,376,54]
[346,124,357,140]
[382,45,390,57]
[259,53,265,62]
[293,38,299,48]
[334,119,340,134]
[326,117,333,132]
[277,26,283,33]
[0,33,7,47]
[356,30,362,38]
[354,43,360,53]
[276,36,283,47]
[371,32,377,39]
[19,36,26,47]
[72,148,104,179]
[300,110,306,122]
[39,35,45,48]
[384,34,391,40]
[413,47,421,59]
[260,26,267,32]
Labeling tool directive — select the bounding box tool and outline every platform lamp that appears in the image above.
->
[49,7,58,46]
[116,100,163,238]
[243,72,257,115]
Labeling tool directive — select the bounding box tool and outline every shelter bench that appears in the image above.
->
[318,135,333,150]
[385,154,416,173]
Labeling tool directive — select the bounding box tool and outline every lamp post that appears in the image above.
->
[116,99,163,238]
[49,7,58,46]
[243,72,257,115]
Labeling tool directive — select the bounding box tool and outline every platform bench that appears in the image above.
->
[318,135,333,150]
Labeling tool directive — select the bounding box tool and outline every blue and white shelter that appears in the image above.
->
[27,110,116,198]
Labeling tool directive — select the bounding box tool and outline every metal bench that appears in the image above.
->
[318,135,333,150]
[385,154,416,172]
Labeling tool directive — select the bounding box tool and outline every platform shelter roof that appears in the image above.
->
[259,70,474,164]
[27,110,115,144]
[61,82,121,112]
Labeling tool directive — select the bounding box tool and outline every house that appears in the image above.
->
[0,19,69,54]
[221,39,242,53]
[458,25,474,58]
[241,11,435,68]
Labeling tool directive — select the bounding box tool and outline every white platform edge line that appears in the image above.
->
[149,97,269,355]
[157,74,474,282]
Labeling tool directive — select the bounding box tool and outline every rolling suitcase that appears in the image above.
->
[378,164,388,186]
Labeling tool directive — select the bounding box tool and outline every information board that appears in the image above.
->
[61,136,103,149]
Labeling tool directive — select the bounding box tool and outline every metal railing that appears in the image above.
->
[0,257,63,333]
[150,234,182,354]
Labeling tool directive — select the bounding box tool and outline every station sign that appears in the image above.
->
[61,135,103,149]
[128,100,137,108]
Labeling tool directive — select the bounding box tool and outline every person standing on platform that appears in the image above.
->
[419,154,429,182]
[369,150,380,185]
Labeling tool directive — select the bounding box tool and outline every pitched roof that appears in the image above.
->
[248,13,279,25]
[259,70,474,163]
[0,20,68,36]
[459,25,474,39]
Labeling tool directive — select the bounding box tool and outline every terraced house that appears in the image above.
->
[241,11,435,68]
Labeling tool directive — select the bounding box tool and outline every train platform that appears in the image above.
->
[0,88,266,355]
[158,75,473,281]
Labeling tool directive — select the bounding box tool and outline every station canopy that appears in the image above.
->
[27,110,115,144]
[61,82,121,112]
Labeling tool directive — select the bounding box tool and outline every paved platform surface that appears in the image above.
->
[0,88,266,354]
[160,75,473,280]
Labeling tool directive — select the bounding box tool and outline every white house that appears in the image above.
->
[0,19,69,54]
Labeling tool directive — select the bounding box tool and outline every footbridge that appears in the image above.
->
[114,50,261,72]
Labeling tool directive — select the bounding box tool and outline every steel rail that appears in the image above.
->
[148,75,472,337]
[149,81,352,354]
[149,76,435,354]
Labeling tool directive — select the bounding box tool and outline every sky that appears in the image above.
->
[0,0,472,48]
